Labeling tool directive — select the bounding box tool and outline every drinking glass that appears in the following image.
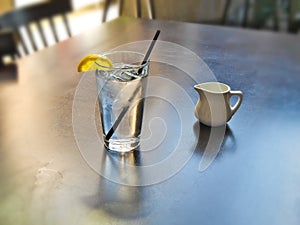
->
[96,51,149,153]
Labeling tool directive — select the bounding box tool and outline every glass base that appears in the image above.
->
[104,138,140,153]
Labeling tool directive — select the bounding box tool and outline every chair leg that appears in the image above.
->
[50,18,59,43]
[147,0,155,19]
[119,0,124,17]
[222,0,232,25]
[242,0,250,27]
[102,0,111,23]
[62,14,72,37]
[136,0,141,18]
[273,1,279,31]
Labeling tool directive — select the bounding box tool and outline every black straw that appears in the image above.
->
[139,30,160,72]
[105,30,160,141]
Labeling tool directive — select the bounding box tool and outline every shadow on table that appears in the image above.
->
[83,148,153,220]
[193,122,236,171]
[0,64,18,81]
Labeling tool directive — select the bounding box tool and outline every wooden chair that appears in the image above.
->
[102,0,232,25]
[0,0,72,56]
[139,0,232,25]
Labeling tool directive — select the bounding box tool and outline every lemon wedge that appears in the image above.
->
[77,54,113,72]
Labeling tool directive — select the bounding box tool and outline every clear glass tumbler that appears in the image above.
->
[95,51,149,153]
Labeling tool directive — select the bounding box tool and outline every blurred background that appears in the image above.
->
[0,0,300,67]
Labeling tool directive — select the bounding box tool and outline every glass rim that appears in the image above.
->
[194,82,230,94]
[95,50,149,71]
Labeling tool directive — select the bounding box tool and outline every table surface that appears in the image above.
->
[1,17,300,225]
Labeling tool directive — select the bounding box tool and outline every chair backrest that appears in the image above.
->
[0,29,19,67]
[0,0,72,56]
[102,0,231,25]
[142,0,231,25]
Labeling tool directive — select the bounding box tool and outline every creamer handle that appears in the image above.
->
[229,90,243,116]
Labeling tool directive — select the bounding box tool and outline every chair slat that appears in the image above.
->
[25,25,38,52]
[37,21,47,47]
